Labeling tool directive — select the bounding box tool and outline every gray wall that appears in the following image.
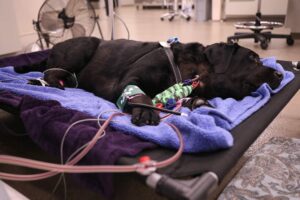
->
[285,0,300,33]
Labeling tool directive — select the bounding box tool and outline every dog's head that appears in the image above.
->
[171,42,209,81]
[190,43,283,99]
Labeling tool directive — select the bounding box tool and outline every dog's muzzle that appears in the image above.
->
[269,71,283,90]
[274,71,283,80]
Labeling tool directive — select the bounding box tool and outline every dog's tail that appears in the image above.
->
[14,58,48,73]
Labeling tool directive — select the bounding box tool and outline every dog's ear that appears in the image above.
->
[204,43,238,74]
[171,42,205,64]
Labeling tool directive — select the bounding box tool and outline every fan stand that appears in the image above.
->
[160,0,191,22]
[108,0,131,40]
[33,20,51,50]
[227,0,294,50]
[108,0,115,40]
[33,1,104,51]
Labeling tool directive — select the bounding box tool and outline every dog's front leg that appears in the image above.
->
[126,95,160,126]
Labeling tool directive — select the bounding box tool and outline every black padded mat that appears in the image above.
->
[118,60,300,181]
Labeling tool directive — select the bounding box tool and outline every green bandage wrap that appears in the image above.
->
[152,83,193,105]
[117,83,194,110]
[117,85,145,110]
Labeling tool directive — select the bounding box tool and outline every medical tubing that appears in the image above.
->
[54,132,105,198]
[0,115,184,180]
[97,110,124,128]
[54,128,107,196]
[0,119,107,181]
[127,102,182,115]
[57,112,123,167]
[60,118,105,165]
[0,122,183,172]
[43,68,79,88]
[151,122,184,168]
[160,101,183,120]
[114,13,130,40]
[0,113,119,181]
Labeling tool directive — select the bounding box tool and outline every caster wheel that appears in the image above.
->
[168,16,174,21]
[260,40,269,50]
[186,16,191,21]
[227,38,238,44]
[227,39,233,44]
[160,17,164,21]
[287,37,294,46]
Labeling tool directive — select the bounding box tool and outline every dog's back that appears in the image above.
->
[14,37,101,74]
[77,39,173,101]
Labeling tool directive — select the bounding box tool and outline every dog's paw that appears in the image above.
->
[131,107,160,126]
[125,94,160,126]
[182,97,210,110]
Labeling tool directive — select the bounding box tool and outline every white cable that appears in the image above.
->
[43,68,79,88]
[114,13,130,40]
[97,110,123,127]
[52,132,106,199]
[52,117,108,200]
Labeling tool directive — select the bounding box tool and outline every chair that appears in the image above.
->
[160,0,191,21]
[227,0,294,50]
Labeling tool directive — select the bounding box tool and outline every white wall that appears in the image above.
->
[285,0,300,33]
[212,0,223,20]
[119,0,135,6]
[11,0,44,50]
[0,0,45,54]
[261,0,288,15]
[0,1,21,55]
[5,0,107,52]
[224,0,288,17]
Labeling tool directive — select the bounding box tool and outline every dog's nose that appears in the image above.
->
[274,71,283,80]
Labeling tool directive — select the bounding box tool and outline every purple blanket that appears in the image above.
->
[0,90,156,198]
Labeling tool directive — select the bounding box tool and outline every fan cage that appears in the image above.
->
[36,0,97,46]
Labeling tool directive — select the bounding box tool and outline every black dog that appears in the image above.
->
[14,37,283,126]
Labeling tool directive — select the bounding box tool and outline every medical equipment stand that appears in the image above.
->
[160,0,191,21]
[227,0,294,49]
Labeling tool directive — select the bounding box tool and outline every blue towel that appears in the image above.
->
[0,57,294,153]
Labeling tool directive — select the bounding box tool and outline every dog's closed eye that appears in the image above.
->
[249,54,261,65]
[243,81,256,91]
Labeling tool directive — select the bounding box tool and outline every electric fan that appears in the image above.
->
[34,0,102,49]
